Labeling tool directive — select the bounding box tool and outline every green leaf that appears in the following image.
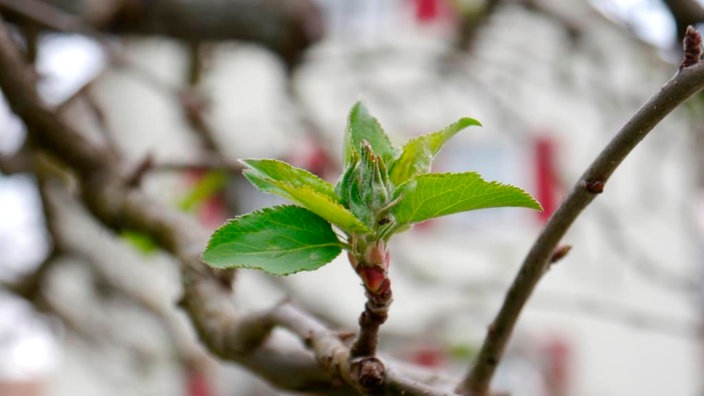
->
[242,159,369,233]
[201,205,343,275]
[242,158,337,200]
[177,171,226,212]
[389,117,481,185]
[392,173,542,226]
[344,102,397,166]
[121,230,158,255]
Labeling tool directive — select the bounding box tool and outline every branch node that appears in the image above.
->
[349,356,386,392]
[583,178,605,194]
[303,331,314,348]
[549,245,572,264]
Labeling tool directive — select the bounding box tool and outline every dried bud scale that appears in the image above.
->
[680,25,702,70]
[549,245,572,264]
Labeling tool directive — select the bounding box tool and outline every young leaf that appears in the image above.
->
[389,117,481,185]
[242,158,338,200]
[336,142,394,229]
[201,205,343,275]
[177,171,227,212]
[392,173,542,226]
[344,102,397,166]
[121,230,158,255]
[242,159,369,233]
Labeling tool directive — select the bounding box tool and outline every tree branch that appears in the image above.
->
[0,0,323,69]
[457,39,704,395]
[270,303,456,396]
[0,147,31,174]
[0,14,457,395]
[0,11,341,392]
[0,0,84,32]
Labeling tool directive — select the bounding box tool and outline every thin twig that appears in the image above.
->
[457,49,704,395]
[347,239,394,391]
[147,158,243,173]
[0,0,84,32]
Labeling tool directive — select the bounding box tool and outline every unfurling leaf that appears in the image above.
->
[389,117,481,185]
[242,159,369,233]
[392,173,542,226]
[336,143,394,229]
[201,205,343,275]
[344,102,397,166]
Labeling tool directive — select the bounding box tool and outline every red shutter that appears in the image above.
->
[186,368,212,396]
[534,136,558,223]
[415,0,439,22]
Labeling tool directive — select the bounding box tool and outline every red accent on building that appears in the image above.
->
[415,0,439,22]
[187,369,212,396]
[534,136,558,223]
[545,337,570,396]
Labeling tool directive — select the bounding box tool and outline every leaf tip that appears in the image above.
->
[239,158,263,174]
[239,158,254,166]
[457,117,482,128]
[350,100,367,114]
[532,198,544,211]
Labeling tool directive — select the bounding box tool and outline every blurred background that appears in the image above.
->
[0,0,703,395]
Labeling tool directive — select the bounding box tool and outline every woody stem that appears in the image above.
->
[350,278,392,358]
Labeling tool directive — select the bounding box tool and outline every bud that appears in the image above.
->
[364,240,389,271]
[335,141,394,230]
[358,266,387,293]
[348,250,360,269]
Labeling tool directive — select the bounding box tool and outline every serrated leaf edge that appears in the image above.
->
[393,172,542,225]
[240,160,370,234]
[345,101,397,165]
[201,205,345,274]
[241,158,338,200]
[389,117,482,185]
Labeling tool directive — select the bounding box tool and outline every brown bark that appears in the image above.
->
[0,0,323,68]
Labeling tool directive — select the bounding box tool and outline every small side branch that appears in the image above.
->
[349,283,393,391]
[457,35,704,396]
[347,239,394,391]
[350,284,393,358]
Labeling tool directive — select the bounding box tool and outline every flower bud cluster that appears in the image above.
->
[337,142,396,236]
